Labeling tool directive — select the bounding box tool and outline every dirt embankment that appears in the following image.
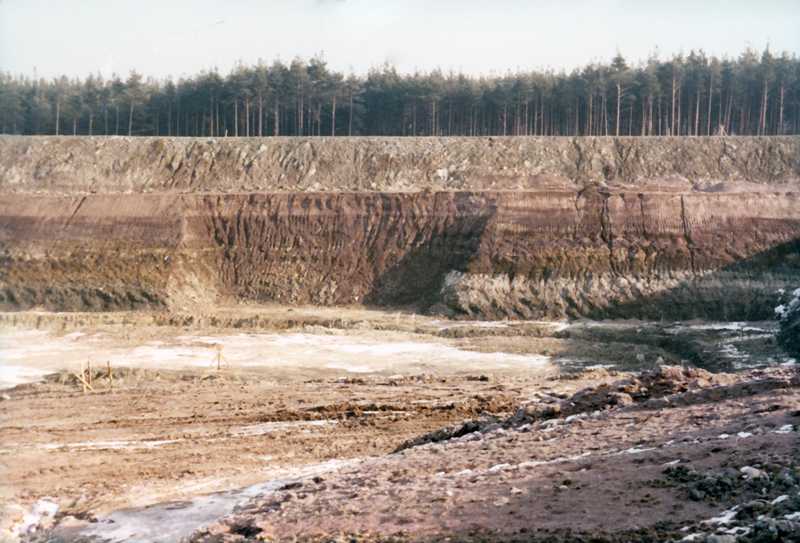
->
[2,189,799,320]
[1,136,799,321]
[2,135,799,194]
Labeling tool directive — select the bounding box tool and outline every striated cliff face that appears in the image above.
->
[2,188,798,320]
[1,136,799,320]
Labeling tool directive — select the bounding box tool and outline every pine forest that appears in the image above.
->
[1,48,798,138]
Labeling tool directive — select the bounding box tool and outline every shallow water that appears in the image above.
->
[49,461,350,543]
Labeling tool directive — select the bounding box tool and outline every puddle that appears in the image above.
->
[1,317,791,388]
[0,365,52,389]
[1,328,555,387]
[49,460,350,543]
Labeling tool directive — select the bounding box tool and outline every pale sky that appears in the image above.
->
[1,0,798,81]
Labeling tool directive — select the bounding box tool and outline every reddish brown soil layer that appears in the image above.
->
[2,190,799,320]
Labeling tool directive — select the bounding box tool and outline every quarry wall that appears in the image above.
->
[1,136,799,324]
[2,135,799,194]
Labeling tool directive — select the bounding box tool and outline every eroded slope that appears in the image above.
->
[2,188,798,320]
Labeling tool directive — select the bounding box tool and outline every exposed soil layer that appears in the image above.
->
[2,136,800,194]
[2,136,799,321]
[2,189,799,320]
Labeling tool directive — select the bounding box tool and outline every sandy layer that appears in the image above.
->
[1,309,799,542]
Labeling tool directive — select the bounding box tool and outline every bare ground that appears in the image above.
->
[1,308,799,542]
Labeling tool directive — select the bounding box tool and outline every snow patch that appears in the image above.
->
[0,365,51,389]
[704,505,740,525]
[775,287,800,320]
[621,446,656,454]
[19,500,59,535]
[61,459,352,543]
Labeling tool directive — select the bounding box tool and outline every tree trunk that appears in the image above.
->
[615,81,622,136]
[128,101,134,136]
[298,92,304,136]
[209,97,214,137]
[274,99,280,136]
[725,94,732,134]
[448,99,453,136]
[348,93,353,136]
[657,96,662,135]
[760,80,769,136]
[695,88,701,136]
[707,72,714,136]
[778,83,785,135]
[671,75,677,136]
[331,95,336,136]
[245,100,250,137]
[55,97,60,136]
[258,94,263,137]
[524,100,529,135]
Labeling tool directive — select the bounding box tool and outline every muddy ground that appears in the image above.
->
[1,306,799,542]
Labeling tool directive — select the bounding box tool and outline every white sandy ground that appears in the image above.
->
[0,327,559,389]
[1,318,792,390]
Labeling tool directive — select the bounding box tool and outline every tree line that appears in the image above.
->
[1,48,798,138]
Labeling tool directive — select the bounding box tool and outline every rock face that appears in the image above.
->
[1,136,799,320]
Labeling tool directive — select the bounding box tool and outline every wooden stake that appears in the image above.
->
[73,371,93,391]
[79,361,86,393]
[106,361,113,390]
[87,360,92,386]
